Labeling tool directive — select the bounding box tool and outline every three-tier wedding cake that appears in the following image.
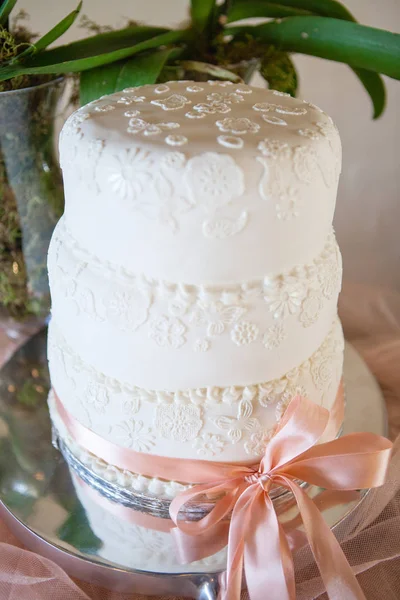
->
[48,80,343,499]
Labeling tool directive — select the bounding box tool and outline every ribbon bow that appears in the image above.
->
[170,395,392,600]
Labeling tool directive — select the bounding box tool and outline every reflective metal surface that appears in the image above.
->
[0,329,388,598]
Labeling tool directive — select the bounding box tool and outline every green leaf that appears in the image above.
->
[191,0,216,32]
[116,47,180,90]
[0,0,17,26]
[31,1,83,52]
[248,0,356,21]
[227,1,313,22]
[352,68,386,119]
[227,17,400,79]
[16,2,83,62]
[260,49,298,95]
[80,48,178,105]
[0,28,189,82]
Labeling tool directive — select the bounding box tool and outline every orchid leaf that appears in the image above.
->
[227,17,400,79]
[80,48,178,105]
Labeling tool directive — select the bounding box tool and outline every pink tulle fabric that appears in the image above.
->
[0,280,399,600]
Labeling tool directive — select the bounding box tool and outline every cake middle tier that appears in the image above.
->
[48,218,342,389]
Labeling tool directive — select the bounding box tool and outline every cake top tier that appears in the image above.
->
[60,80,341,283]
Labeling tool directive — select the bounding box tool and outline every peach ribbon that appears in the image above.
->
[169,395,393,600]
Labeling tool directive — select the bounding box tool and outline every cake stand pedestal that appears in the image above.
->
[0,329,388,599]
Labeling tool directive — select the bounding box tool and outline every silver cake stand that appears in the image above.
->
[0,329,388,599]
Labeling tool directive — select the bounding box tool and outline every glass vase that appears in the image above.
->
[0,77,66,328]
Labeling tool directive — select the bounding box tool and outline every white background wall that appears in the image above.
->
[17,0,400,288]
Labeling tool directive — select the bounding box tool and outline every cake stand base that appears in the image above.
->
[0,329,388,599]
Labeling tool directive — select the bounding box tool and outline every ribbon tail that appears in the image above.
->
[282,477,367,600]
[221,485,259,600]
[245,491,295,600]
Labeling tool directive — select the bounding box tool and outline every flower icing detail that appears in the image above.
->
[236,86,252,94]
[185,152,245,211]
[83,380,109,413]
[244,429,274,456]
[264,277,306,319]
[154,405,202,442]
[216,117,260,134]
[202,210,248,239]
[149,315,187,349]
[124,109,140,117]
[213,398,261,444]
[272,90,291,97]
[186,85,204,92]
[275,187,299,220]
[94,104,115,112]
[151,94,191,111]
[275,386,308,421]
[161,152,186,170]
[193,338,210,352]
[115,420,155,451]
[127,118,179,136]
[293,146,319,183]
[262,114,288,126]
[191,302,246,337]
[253,102,307,116]
[318,255,341,300]
[193,433,226,457]
[257,139,290,160]
[207,92,244,104]
[103,287,151,332]
[165,134,188,146]
[185,111,206,119]
[154,84,170,94]
[231,321,259,346]
[298,128,320,140]
[217,135,244,149]
[102,148,153,201]
[299,291,323,327]
[262,323,287,350]
[193,101,231,114]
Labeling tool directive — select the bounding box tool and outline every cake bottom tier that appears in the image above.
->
[48,318,344,466]
[49,318,344,500]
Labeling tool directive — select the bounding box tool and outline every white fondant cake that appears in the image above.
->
[48,81,343,489]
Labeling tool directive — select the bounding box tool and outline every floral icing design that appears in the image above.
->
[149,315,187,349]
[207,92,244,104]
[100,147,153,201]
[244,429,274,456]
[213,398,261,444]
[262,323,287,350]
[184,152,245,211]
[83,380,110,413]
[231,321,259,346]
[261,114,287,126]
[202,211,248,239]
[127,118,180,136]
[151,94,191,111]
[165,134,188,146]
[216,117,260,134]
[115,419,155,451]
[192,433,226,457]
[154,84,170,94]
[103,287,151,332]
[192,101,231,115]
[299,291,324,328]
[264,276,306,320]
[253,102,307,116]
[217,135,244,149]
[154,404,203,442]
[191,302,246,337]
